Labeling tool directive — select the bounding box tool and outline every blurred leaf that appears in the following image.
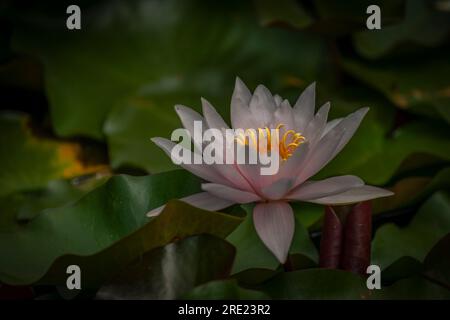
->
[423,233,450,289]
[184,279,269,299]
[373,167,450,213]
[11,0,327,147]
[96,235,235,299]
[381,256,423,284]
[372,191,450,270]
[371,276,450,299]
[227,204,318,274]
[323,121,450,185]
[262,268,450,299]
[0,170,243,285]
[354,0,450,59]
[255,0,313,29]
[262,269,369,299]
[0,112,107,197]
[311,0,405,35]
[343,55,450,121]
[0,175,108,229]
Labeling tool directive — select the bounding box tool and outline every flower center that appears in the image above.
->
[235,124,305,160]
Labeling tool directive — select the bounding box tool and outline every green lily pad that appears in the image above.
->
[262,269,369,299]
[372,191,450,270]
[11,0,326,143]
[371,276,450,299]
[0,170,243,285]
[343,55,450,122]
[96,235,236,299]
[354,0,450,59]
[0,112,107,197]
[184,279,269,300]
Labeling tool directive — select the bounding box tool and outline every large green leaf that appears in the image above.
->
[353,0,450,59]
[423,233,450,289]
[320,121,450,185]
[0,176,109,230]
[262,269,369,299]
[184,279,269,300]
[371,277,450,299]
[96,235,236,299]
[0,112,106,197]
[10,0,326,143]
[343,55,450,122]
[0,170,243,285]
[227,204,318,274]
[372,191,450,270]
[262,268,450,299]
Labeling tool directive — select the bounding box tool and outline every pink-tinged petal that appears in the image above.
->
[231,97,256,130]
[151,137,224,184]
[253,201,295,263]
[294,82,316,132]
[304,102,330,146]
[249,85,276,127]
[233,77,252,104]
[146,192,234,217]
[273,99,295,130]
[321,117,342,138]
[287,175,364,200]
[274,94,283,107]
[330,107,369,158]
[276,141,311,182]
[261,179,293,200]
[174,104,205,152]
[294,128,345,186]
[202,183,261,203]
[201,97,229,130]
[231,78,256,129]
[305,185,394,205]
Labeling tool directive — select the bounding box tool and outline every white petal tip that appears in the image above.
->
[146,205,165,217]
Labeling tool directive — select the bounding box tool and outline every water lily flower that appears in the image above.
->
[148,78,393,263]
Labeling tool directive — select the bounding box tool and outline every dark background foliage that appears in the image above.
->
[0,0,449,299]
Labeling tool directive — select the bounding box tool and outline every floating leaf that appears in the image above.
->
[96,235,235,299]
[0,112,107,197]
[184,279,269,300]
[354,0,450,59]
[372,191,450,270]
[0,170,242,285]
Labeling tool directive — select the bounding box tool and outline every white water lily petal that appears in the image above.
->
[331,107,369,158]
[273,99,295,130]
[304,102,330,146]
[274,94,283,107]
[151,137,225,184]
[253,201,295,263]
[146,192,234,217]
[305,185,394,205]
[261,178,293,200]
[322,117,342,138]
[294,128,345,186]
[294,82,316,131]
[287,175,364,200]
[174,105,205,152]
[249,85,276,126]
[276,141,311,181]
[202,183,261,203]
[231,78,255,129]
[233,77,252,104]
[201,97,229,130]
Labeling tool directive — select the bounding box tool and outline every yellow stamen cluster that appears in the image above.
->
[235,124,305,160]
